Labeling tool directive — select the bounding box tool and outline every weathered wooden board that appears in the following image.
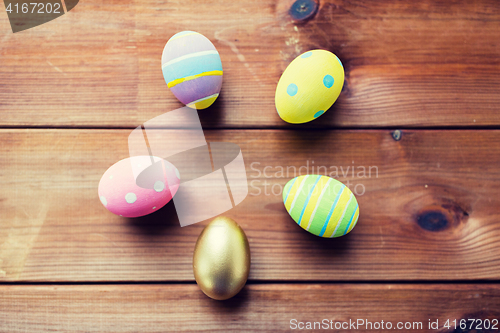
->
[1,0,499,329]
[0,284,499,332]
[0,0,498,128]
[0,129,499,281]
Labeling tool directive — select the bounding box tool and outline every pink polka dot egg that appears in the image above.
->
[98,156,180,218]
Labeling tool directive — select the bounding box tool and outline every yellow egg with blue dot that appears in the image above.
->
[275,50,344,124]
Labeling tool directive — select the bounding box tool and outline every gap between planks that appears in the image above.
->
[0,280,499,286]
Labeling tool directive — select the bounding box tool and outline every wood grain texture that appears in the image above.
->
[0,284,499,332]
[0,0,498,128]
[0,129,499,282]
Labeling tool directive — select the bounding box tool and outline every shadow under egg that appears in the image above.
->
[125,200,179,236]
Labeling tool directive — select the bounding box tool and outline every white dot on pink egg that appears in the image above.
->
[125,193,137,204]
[154,181,165,192]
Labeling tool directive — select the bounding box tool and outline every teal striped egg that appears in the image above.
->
[282,175,359,238]
[162,31,223,109]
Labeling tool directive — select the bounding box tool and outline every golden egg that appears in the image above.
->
[193,216,251,300]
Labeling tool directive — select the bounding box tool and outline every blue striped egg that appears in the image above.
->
[162,31,223,109]
[283,175,359,238]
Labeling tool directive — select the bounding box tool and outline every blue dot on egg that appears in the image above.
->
[301,51,312,58]
[314,110,325,118]
[287,83,298,96]
[323,75,334,88]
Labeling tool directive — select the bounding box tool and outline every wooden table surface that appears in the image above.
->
[1,0,499,332]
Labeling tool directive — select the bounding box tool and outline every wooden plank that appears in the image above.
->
[0,0,499,128]
[0,284,499,332]
[0,129,499,281]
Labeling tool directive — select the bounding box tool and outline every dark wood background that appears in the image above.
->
[0,0,499,331]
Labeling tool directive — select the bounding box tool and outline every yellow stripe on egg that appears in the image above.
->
[305,177,332,231]
[346,207,359,234]
[284,175,305,211]
[287,175,309,214]
[167,70,223,88]
[299,176,330,228]
[322,190,353,238]
[187,93,220,110]
[330,194,354,238]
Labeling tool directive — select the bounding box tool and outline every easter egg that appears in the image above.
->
[193,216,250,300]
[283,175,359,238]
[162,31,223,110]
[275,49,344,124]
[98,156,180,218]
